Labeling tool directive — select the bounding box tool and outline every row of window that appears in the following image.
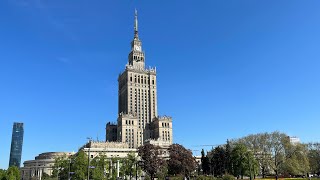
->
[125,128,135,148]
[125,120,134,125]
[162,130,171,141]
[162,122,170,128]
[133,55,144,61]
[129,74,155,85]
[129,88,155,125]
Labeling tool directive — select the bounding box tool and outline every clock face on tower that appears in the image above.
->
[134,46,141,51]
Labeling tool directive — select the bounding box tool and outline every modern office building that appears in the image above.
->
[9,122,24,167]
[106,10,173,148]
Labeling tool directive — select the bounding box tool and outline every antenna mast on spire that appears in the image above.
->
[134,9,139,38]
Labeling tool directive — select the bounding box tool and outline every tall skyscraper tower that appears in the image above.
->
[9,122,24,167]
[107,10,173,148]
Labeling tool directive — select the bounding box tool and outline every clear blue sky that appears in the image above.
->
[1,0,320,169]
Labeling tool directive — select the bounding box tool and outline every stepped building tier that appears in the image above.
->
[106,10,173,148]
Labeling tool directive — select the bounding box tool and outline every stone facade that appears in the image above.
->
[106,10,173,148]
[80,141,137,159]
[117,113,139,148]
[151,116,173,144]
[21,152,74,180]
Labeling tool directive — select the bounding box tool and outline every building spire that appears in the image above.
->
[134,9,138,39]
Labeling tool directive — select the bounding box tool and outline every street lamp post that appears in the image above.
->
[135,162,138,180]
[87,137,92,180]
[246,151,253,180]
[110,159,113,179]
[68,158,71,180]
[87,147,90,180]
[136,160,143,180]
[117,160,120,178]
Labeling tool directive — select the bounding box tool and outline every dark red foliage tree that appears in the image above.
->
[138,144,164,179]
[168,143,197,177]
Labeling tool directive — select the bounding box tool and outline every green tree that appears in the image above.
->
[72,150,88,180]
[256,133,272,178]
[52,151,90,180]
[156,162,168,180]
[167,144,197,178]
[0,169,6,180]
[231,143,248,179]
[239,134,263,179]
[281,143,309,176]
[52,155,69,180]
[308,143,320,175]
[138,144,164,179]
[268,131,292,180]
[225,140,233,174]
[201,149,210,175]
[109,157,121,180]
[211,146,226,177]
[121,152,138,179]
[41,172,51,180]
[235,131,311,179]
[244,149,259,180]
[6,166,21,180]
[90,153,109,180]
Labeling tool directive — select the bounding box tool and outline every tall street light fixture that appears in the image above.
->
[87,137,92,180]
[136,160,143,180]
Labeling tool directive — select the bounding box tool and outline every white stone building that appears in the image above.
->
[21,152,74,180]
[106,10,173,149]
[79,141,137,159]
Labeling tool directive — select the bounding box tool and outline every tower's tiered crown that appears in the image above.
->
[128,9,145,70]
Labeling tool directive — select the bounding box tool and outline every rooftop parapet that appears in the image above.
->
[106,122,117,126]
[144,138,172,147]
[118,112,138,119]
[125,64,156,74]
[154,115,172,122]
[80,141,129,149]
[35,152,74,160]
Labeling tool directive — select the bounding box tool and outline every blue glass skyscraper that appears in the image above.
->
[9,122,24,167]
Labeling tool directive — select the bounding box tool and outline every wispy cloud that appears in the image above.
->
[57,57,71,64]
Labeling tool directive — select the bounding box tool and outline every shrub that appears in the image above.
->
[144,175,151,180]
[196,175,217,180]
[222,174,235,180]
[169,175,184,180]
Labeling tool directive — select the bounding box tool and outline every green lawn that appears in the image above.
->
[258,178,320,180]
